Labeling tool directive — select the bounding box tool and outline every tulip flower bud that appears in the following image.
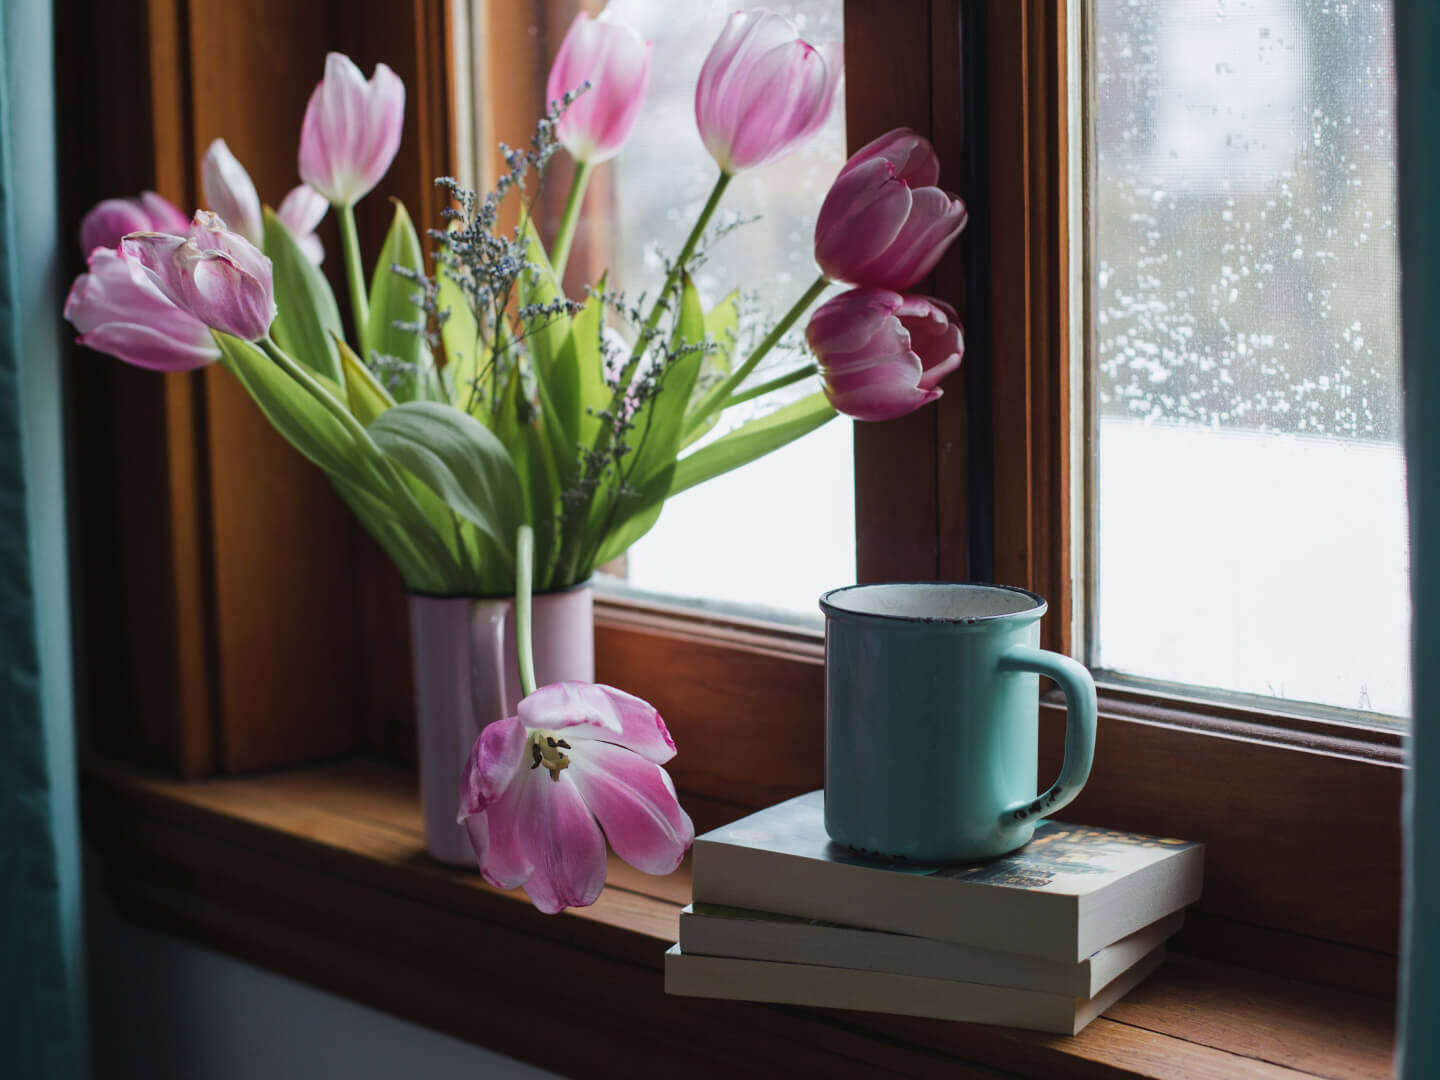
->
[298,52,405,207]
[79,191,189,256]
[202,138,264,246]
[64,247,220,371]
[546,12,653,165]
[695,9,842,175]
[814,128,968,291]
[122,211,277,343]
[805,287,963,422]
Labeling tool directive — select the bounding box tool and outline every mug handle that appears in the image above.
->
[997,645,1098,827]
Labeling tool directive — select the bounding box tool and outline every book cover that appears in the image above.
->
[692,790,1203,961]
[678,904,1183,998]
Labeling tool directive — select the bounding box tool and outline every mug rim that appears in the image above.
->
[818,581,1048,625]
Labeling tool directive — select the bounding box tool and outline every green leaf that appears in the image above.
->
[579,276,707,569]
[587,464,673,570]
[367,201,443,403]
[437,260,481,411]
[215,333,370,483]
[263,208,344,385]
[516,212,571,381]
[665,391,838,499]
[549,279,607,454]
[684,290,740,447]
[368,400,526,564]
[217,333,465,587]
[625,273,707,491]
[335,333,396,426]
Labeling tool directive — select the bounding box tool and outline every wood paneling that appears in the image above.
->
[986,0,1073,652]
[846,0,945,584]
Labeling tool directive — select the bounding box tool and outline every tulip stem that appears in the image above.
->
[515,524,538,698]
[723,364,819,409]
[550,160,591,283]
[684,273,829,441]
[617,171,731,393]
[337,203,371,358]
[554,171,733,584]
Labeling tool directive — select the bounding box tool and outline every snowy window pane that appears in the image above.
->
[595,0,853,621]
[1091,0,1408,717]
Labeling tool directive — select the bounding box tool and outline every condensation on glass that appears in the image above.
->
[598,0,854,621]
[1090,0,1408,716]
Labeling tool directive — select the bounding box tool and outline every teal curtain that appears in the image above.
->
[0,0,87,1076]
[1398,3,1440,1077]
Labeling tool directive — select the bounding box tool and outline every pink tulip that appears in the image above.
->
[694,9,842,175]
[298,52,405,207]
[64,247,220,371]
[814,127,968,290]
[201,138,263,245]
[805,287,963,422]
[546,12,653,165]
[458,681,694,914]
[122,211,276,342]
[78,191,188,256]
[276,184,328,265]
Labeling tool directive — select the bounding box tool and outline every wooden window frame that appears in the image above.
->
[65,0,1401,1013]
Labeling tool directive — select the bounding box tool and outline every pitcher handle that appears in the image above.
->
[997,645,1097,826]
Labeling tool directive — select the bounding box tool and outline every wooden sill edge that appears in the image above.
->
[81,753,1396,1080]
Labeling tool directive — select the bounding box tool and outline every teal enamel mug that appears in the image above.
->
[820,583,1097,863]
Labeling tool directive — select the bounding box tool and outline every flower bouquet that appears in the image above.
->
[65,7,968,903]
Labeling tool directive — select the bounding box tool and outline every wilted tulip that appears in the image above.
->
[122,211,276,343]
[694,9,841,175]
[814,127,967,290]
[298,52,405,207]
[64,247,220,371]
[459,681,693,914]
[805,287,963,422]
[546,12,653,165]
[79,192,188,256]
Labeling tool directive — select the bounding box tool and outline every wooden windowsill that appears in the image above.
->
[82,754,1396,1079]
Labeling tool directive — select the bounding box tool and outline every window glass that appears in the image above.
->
[597,0,853,621]
[1090,0,1407,716]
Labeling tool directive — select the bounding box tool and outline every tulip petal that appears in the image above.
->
[65,248,220,372]
[139,191,192,235]
[824,352,941,422]
[202,138,264,245]
[458,715,527,818]
[815,160,913,283]
[77,321,217,372]
[515,768,607,913]
[79,199,153,257]
[517,681,677,763]
[469,770,534,890]
[805,287,903,355]
[696,10,838,174]
[278,184,329,235]
[547,13,652,164]
[859,186,968,290]
[121,231,193,308]
[839,127,940,188]
[568,742,694,875]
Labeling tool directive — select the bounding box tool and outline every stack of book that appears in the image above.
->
[665,791,1204,1035]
